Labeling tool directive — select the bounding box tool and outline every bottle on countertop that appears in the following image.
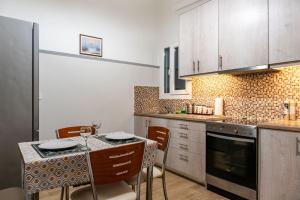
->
[283,100,290,120]
[215,97,224,116]
[186,103,193,114]
[290,100,296,120]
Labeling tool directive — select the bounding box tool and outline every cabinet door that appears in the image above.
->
[179,9,196,77]
[259,129,300,200]
[134,116,149,138]
[195,0,218,74]
[269,0,300,64]
[219,0,268,70]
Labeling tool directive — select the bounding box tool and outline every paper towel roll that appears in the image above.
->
[214,97,224,116]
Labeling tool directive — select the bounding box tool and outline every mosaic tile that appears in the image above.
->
[135,65,300,121]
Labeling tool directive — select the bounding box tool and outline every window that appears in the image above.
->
[164,48,170,93]
[174,47,186,91]
[161,45,191,99]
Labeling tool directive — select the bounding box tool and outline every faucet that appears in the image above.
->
[164,106,172,114]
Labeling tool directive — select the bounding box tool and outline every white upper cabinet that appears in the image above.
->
[219,0,269,71]
[179,0,219,77]
[269,0,300,65]
[179,9,196,77]
[195,0,219,74]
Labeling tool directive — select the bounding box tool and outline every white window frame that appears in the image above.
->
[160,43,192,99]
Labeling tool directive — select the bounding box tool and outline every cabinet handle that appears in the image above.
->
[145,120,148,128]
[296,138,300,156]
[218,55,223,70]
[193,61,195,73]
[197,60,200,72]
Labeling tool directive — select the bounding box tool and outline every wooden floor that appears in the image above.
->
[40,171,228,200]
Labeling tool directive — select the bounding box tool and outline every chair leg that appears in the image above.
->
[65,186,69,200]
[162,172,168,200]
[131,184,136,192]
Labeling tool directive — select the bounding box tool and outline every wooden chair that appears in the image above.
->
[127,126,170,200]
[56,125,96,200]
[56,126,96,139]
[0,187,25,200]
[71,141,145,200]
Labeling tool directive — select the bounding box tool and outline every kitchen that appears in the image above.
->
[0,0,300,200]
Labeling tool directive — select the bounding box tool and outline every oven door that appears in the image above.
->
[206,132,257,190]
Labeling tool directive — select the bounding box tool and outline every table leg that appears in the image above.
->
[146,166,153,200]
[65,186,69,200]
[26,193,39,200]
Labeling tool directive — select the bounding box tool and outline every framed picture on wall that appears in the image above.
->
[80,34,103,57]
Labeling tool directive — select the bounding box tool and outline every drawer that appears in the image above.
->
[170,128,205,143]
[166,147,189,173]
[168,120,190,129]
[168,120,206,132]
[170,137,189,152]
[170,137,205,154]
[170,128,189,140]
[166,148,205,183]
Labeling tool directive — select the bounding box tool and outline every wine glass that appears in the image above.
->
[80,126,92,150]
[91,121,102,135]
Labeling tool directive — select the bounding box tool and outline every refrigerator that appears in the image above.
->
[0,16,39,189]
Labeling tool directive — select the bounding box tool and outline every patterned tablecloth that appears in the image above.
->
[18,135,157,194]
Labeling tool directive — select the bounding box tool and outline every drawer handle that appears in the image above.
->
[296,138,300,156]
[179,124,188,130]
[178,124,188,127]
[179,143,188,150]
[179,155,188,162]
[179,133,188,139]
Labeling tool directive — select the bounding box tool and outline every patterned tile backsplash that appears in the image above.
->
[135,65,300,121]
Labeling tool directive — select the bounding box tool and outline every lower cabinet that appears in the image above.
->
[134,116,206,184]
[134,116,149,138]
[167,122,205,184]
[259,129,300,200]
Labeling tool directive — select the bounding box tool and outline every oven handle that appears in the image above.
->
[207,132,255,143]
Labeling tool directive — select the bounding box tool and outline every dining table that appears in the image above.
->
[18,134,158,200]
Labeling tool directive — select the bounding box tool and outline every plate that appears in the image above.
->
[105,132,135,140]
[38,140,78,150]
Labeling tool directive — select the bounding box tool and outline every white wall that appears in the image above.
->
[39,53,158,140]
[0,0,160,139]
[0,0,159,65]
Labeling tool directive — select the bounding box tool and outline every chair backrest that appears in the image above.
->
[87,141,145,185]
[56,126,96,139]
[147,126,170,151]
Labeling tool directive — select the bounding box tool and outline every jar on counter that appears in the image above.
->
[187,103,193,114]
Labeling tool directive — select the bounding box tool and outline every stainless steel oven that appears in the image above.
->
[206,121,257,200]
